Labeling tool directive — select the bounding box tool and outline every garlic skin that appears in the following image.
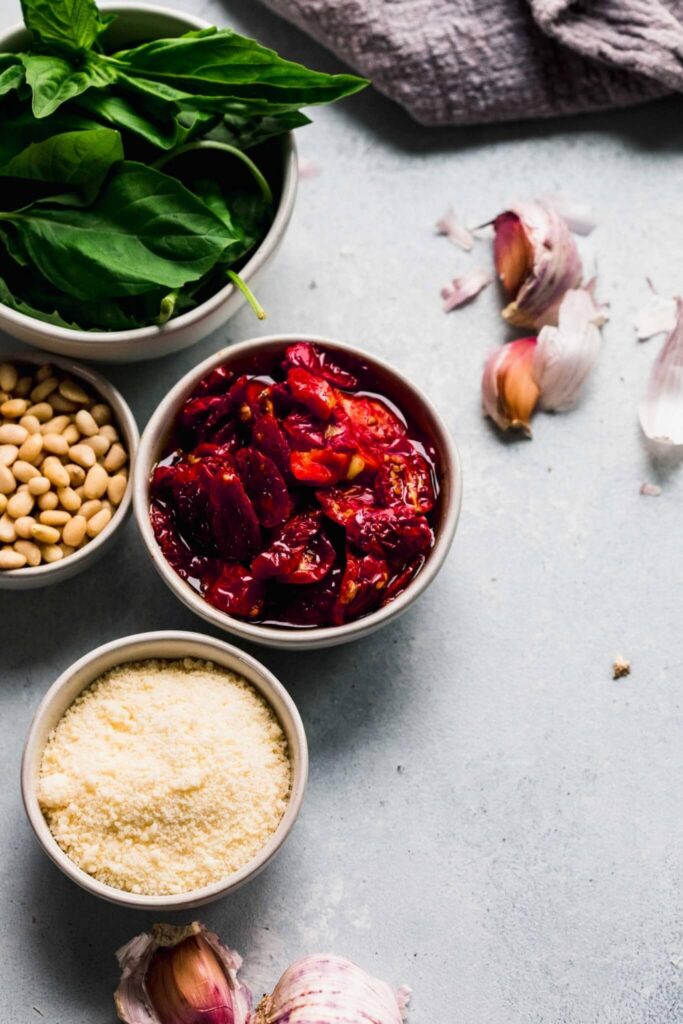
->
[533,287,603,412]
[435,205,474,251]
[441,267,492,311]
[482,337,539,436]
[639,296,683,447]
[255,954,410,1024]
[115,923,252,1024]
[493,201,582,329]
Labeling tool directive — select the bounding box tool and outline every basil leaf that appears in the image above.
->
[2,161,237,300]
[0,271,83,329]
[20,0,113,52]
[0,108,102,166]
[74,90,217,149]
[21,52,117,118]
[191,178,269,263]
[108,28,368,110]
[0,58,25,97]
[214,110,311,149]
[0,128,123,201]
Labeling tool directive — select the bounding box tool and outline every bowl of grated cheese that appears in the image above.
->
[20,630,308,909]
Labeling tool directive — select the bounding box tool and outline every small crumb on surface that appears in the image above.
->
[613,657,631,680]
[640,482,662,496]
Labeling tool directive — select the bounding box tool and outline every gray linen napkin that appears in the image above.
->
[257,0,683,124]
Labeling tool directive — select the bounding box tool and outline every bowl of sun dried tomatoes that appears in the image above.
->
[134,336,462,649]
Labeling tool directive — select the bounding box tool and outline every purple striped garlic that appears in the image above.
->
[114,923,252,1024]
[254,954,410,1024]
[494,201,582,329]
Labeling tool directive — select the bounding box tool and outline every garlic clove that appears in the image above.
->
[639,296,683,447]
[115,923,251,1024]
[533,287,603,412]
[441,267,492,311]
[255,954,408,1024]
[435,205,474,251]
[538,193,596,236]
[493,201,582,329]
[482,337,539,436]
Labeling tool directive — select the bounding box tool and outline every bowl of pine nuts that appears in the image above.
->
[0,354,138,588]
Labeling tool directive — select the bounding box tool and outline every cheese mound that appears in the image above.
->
[39,658,291,895]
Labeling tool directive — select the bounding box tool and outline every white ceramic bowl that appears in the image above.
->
[134,334,463,649]
[0,4,298,363]
[0,352,138,589]
[21,630,308,910]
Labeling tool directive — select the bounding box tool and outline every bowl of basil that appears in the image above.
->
[0,2,367,362]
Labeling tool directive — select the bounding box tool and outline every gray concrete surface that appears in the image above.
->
[1,1,682,1021]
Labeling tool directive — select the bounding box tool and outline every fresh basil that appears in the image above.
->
[0,58,25,96]
[21,51,116,117]
[0,271,82,328]
[216,110,311,150]
[20,0,113,53]
[0,128,123,200]
[74,90,218,149]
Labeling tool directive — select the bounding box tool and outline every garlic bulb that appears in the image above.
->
[493,201,582,329]
[115,923,252,1024]
[255,954,410,1024]
[639,296,683,447]
[533,288,603,411]
[482,337,539,436]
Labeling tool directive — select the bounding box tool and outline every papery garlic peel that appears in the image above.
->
[533,287,602,412]
[114,923,252,1024]
[482,337,539,436]
[639,296,683,447]
[493,201,582,329]
[255,954,410,1024]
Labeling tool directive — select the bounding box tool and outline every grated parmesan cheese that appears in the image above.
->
[38,658,291,896]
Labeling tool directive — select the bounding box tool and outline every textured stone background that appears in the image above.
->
[0,1,682,1021]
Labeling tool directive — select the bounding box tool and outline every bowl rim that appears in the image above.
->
[133,333,463,647]
[0,3,298,345]
[20,629,309,909]
[0,351,139,581]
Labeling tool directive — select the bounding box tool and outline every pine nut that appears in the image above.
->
[42,432,69,456]
[62,423,80,445]
[80,499,102,520]
[14,539,41,566]
[40,509,71,527]
[91,403,112,426]
[83,434,110,457]
[42,456,70,488]
[15,377,32,397]
[104,443,127,473]
[38,491,58,511]
[74,485,85,500]
[12,460,39,483]
[65,463,85,486]
[60,543,75,557]
[0,546,26,569]
[19,414,41,434]
[0,444,18,468]
[1,398,28,418]
[31,377,59,403]
[18,433,43,463]
[57,486,81,511]
[0,494,6,514]
[31,523,60,544]
[62,515,87,547]
[28,402,53,423]
[40,543,63,563]
[28,475,50,496]
[99,424,119,442]
[35,364,53,382]
[107,473,127,506]
[75,409,98,436]
[0,423,28,445]
[84,463,108,499]
[69,443,96,468]
[0,465,17,494]
[7,490,34,518]
[0,514,17,542]
[0,363,18,392]
[86,507,111,537]
[59,379,90,404]
[40,415,69,435]
[14,516,36,539]
[50,394,77,413]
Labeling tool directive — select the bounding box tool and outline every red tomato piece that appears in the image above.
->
[382,555,426,604]
[374,450,435,513]
[177,393,233,444]
[190,441,239,463]
[206,460,262,561]
[235,447,292,528]
[227,375,274,422]
[290,449,351,486]
[287,367,337,420]
[283,342,358,390]
[204,563,265,618]
[316,484,377,526]
[335,392,407,449]
[149,501,214,584]
[283,411,326,450]
[346,506,433,559]
[268,564,344,626]
[252,412,291,479]
[193,365,234,396]
[331,548,389,625]
[151,461,214,551]
[251,511,335,585]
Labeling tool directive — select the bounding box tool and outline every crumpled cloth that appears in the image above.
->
[257,0,683,125]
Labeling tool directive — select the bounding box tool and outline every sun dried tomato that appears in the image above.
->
[177,393,233,444]
[204,563,265,618]
[382,555,426,604]
[252,412,291,479]
[287,367,337,420]
[268,563,344,626]
[335,392,407,449]
[193,365,234,396]
[228,375,274,422]
[190,441,239,463]
[283,411,326,450]
[151,461,214,551]
[290,448,351,486]
[316,484,377,526]
[235,446,292,528]
[331,548,389,624]
[206,461,261,561]
[347,506,433,559]
[251,511,335,584]
[149,501,213,583]
[374,450,435,513]
[283,341,358,390]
